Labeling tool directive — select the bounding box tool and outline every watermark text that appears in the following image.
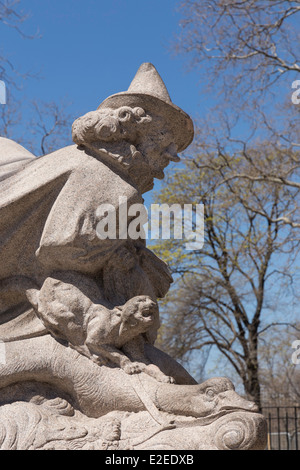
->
[0,81,6,105]
[96,197,204,250]
[291,80,300,105]
[291,340,300,365]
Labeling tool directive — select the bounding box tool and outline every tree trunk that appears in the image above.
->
[244,332,261,410]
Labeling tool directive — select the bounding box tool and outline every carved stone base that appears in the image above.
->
[0,385,267,450]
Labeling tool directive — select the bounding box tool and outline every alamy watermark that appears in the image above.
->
[291,340,300,365]
[96,197,204,250]
[291,80,300,105]
[0,81,6,105]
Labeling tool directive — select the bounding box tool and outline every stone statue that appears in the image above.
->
[0,63,267,450]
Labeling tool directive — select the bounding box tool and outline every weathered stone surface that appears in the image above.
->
[0,63,267,450]
[0,137,35,181]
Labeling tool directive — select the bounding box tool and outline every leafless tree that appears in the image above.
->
[153,1,300,407]
[154,142,300,408]
[0,0,36,85]
[191,114,300,231]
[0,1,73,154]
[26,100,73,156]
[0,93,21,138]
[175,0,300,105]
[173,0,300,228]
[259,324,300,405]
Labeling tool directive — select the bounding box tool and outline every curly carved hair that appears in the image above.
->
[72,106,152,146]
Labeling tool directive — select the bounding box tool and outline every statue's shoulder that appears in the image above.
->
[0,137,35,162]
[0,137,36,181]
[49,145,144,205]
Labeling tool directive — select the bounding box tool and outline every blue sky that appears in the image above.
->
[3,0,204,122]
[2,0,210,204]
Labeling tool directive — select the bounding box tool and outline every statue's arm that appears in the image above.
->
[35,165,141,275]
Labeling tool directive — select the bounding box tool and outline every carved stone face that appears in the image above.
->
[118,295,159,339]
[136,132,180,181]
[72,106,182,193]
[130,296,158,323]
[188,378,259,419]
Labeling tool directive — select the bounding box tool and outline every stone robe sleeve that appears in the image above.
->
[35,160,138,275]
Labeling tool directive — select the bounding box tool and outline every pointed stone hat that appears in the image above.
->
[97,63,194,152]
